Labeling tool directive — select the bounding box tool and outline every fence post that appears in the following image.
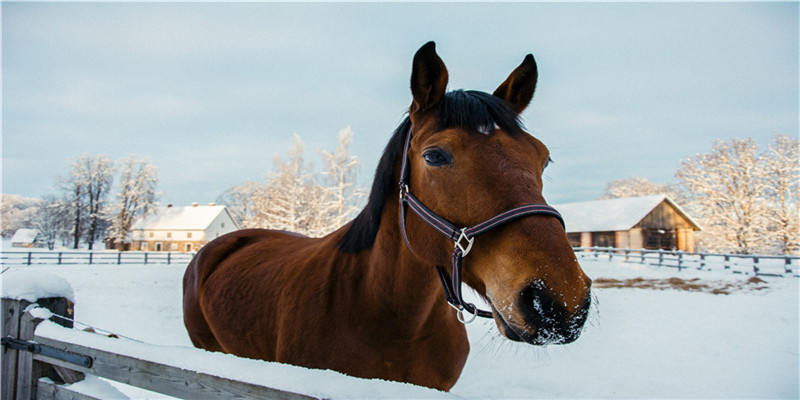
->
[88,252,93,265]
[699,254,705,270]
[785,257,792,275]
[168,252,172,265]
[26,252,32,266]
[118,252,122,265]
[144,252,148,264]
[753,256,759,276]
[57,253,63,265]
[1,296,76,400]
[677,253,683,270]
[724,255,730,270]
[658,251,664,266]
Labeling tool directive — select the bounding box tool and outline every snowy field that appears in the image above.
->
[2,256,798,399]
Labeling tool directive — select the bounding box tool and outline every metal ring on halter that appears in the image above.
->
[455,228,474,256]
[453,302,478,324]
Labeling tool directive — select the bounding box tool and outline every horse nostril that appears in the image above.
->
[519,281,559,328]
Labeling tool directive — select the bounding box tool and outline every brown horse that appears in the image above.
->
[183,41,592,391]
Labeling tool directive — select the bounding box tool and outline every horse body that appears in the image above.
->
[184,222,470,389]
[184,41,591,391]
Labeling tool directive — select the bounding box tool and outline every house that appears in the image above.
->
[553,195,701,252]
[11,229,43,248]
[130,204,240,252]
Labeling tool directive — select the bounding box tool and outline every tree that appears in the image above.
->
[33,196,71,250]
[599,177,677,200]
[763,134,799,254]
[83,155,115,249]
[676,138,769,254]
[0,194,40,237]
[318,126,365,232]
[217,180,261,227]
[107,156,159,250]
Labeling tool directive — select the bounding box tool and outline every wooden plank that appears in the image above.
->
[32,335,318,400]
[36,378,100,400]
[2,298,26,400]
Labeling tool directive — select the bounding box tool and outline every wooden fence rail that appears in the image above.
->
[573,247,799,277]
[0,251,195,266]
[1,297,316,400]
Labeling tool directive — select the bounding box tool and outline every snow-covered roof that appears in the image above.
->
[132,205,235,231]
[552,195,700,233]
[11,228,39,244]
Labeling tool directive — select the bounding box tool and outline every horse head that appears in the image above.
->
[404,41,592,346]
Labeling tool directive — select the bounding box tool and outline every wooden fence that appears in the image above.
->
[1,297,316,400]
[0,251,195,266]
[574,247,800,277]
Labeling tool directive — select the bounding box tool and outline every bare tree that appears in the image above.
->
[33,195,71,250]
[676,138,769,254]
[763,134,799,254]
[81,155,115,249]
[107,156,159,250]
[0,194,40,237]
[319,126,365,232]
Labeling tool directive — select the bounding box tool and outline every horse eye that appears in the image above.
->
[544,157,553,170]
[422,148,451,167]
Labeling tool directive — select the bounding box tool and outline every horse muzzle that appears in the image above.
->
[493,283,592,346]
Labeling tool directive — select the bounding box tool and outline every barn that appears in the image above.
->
[553,195,701,252]
[130,204,240,252]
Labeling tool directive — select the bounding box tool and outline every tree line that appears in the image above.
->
[1,155,158,250]
[601,134,798,255]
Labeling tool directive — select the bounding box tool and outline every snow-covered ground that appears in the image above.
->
[2,256,797,399]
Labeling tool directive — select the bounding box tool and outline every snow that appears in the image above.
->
[131,205,231,231]
[552,195,699,233]
[11,228,40,245]
[0,269,74,302]
[2,258,797,399]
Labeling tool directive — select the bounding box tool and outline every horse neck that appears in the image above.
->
[357,196,454,331]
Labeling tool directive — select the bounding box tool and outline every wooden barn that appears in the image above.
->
[130,204,239,252]
[553,195,701,252]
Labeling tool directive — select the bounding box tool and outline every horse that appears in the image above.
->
[183,41,592,391]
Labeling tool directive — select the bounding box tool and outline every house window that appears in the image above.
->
[149,232,154,238]
[155,243,162,251]
[141,242,149,251]
[171,243,178,251]
[221,223,225,228]
[187,232,192,239]
[186,243,192,252]
[167,232,172,239]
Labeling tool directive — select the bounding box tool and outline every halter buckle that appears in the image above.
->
[450,302,478,324]
[455,229,474,256]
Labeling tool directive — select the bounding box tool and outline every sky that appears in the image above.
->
[2,2,798,208]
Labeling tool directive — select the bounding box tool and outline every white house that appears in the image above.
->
[553,195,702,252]
[130,204,240,252]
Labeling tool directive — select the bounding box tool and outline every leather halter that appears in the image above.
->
[398,124,565,324]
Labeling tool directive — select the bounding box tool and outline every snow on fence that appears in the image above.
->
[574,247,799,277]
[0,250,195,266]
[1,296,316,400]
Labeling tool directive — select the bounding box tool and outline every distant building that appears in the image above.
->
[553,195,701,252]
[130,204,240,252]
[11,229,43,248]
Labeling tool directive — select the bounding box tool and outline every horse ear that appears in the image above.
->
[493,54,538,114]
[410,41,448,113]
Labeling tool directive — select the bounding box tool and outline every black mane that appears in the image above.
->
[338,90,524,253]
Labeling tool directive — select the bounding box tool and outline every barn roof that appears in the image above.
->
[132,205,237,231]
[552,195,701,233]
[11,229,39,244]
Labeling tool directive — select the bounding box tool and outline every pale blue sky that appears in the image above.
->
[3,2,797,206]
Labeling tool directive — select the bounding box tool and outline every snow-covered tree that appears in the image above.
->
[318,126,365,232]
[0,194,41,237]
[81,155,115,249]
[58,156,90,249]
[217,180,261,227]
[763,134,799,254]
[107,156,159,250]
[676,138,769,254]
[33,196,71,250]
[249,135,318,233]
[599,177,677,200]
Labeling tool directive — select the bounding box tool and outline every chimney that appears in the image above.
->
[192,202,198,207]
[209,202,216,206]
[167,204,173,208]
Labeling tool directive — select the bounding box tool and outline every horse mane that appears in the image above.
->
[338,90,524,253]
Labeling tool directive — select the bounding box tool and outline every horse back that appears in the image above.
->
[183,228,302,351]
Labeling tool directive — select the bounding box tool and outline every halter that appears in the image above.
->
[398,124,565,324]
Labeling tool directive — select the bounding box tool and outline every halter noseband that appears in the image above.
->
[398,124,565,324]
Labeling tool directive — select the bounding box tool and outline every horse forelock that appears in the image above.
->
[338,90,525,253]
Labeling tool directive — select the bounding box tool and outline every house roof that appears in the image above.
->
[552,195,701,233]
[11,229,39,243]
[132,205,236,231]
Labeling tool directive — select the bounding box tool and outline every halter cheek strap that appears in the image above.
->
[397,124,565,323]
